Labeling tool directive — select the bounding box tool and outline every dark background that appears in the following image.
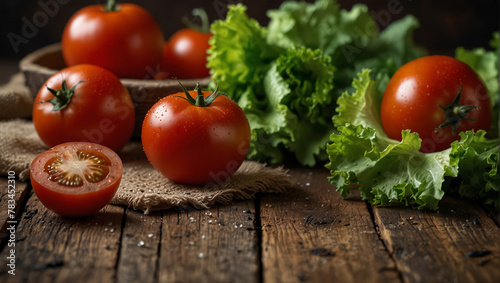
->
[0,0,498,67]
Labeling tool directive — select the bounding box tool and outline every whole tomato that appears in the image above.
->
[33,64,135,152]
[156,9,212,80]
[62,0,164,79]
[141,83,251,185]
[380,55,492,153]
[156,29,212,79]
[30,142,123,217]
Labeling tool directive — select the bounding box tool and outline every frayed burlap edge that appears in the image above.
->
[115,157,290,214]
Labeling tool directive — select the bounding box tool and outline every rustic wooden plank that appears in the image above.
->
[158,201,259,283]
[0,178,30,248]
[0,190,125,282]
[374,197,500,283]
[482,205,499,226]
[116,209,162,283]
[261,167,401,283]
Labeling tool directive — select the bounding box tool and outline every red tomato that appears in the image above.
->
[61,1,164,79]
[156,28,212,80]
[380,55,492,153]
[30,142,123,217]
[141,84,251,185]
[33,64,135,153]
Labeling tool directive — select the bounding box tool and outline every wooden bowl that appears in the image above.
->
[19,43,210,139]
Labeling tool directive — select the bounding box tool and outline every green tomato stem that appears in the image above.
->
[177,82,225,107]
[437,85,479,137]
[42,80,84,111]
[105,0,119,12]
[195,86,206,107]
[182,8,210,33]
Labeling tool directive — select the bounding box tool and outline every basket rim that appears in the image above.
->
[18,43,211,88]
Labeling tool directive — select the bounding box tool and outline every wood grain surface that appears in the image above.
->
[0,168,498,283]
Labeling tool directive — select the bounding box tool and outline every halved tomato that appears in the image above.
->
[30,142,123,217]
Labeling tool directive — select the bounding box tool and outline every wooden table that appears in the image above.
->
[0,166,498,283]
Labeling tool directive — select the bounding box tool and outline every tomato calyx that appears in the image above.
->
[105,0,119,12]
[42,79,84,111]
[182,8,210,34]
[437,85,479,137]
[178,82,225,107]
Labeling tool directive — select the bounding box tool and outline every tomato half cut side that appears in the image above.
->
[30,142,123,218]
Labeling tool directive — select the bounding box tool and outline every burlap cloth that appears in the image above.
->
[0,73,290,214]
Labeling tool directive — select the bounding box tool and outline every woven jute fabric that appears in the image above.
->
[0,73,33,119]
[0,74,290,214]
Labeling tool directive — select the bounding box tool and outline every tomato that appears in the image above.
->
[155,8,212,80]
[30,142,123,217]
[141,83,251,185]
[155,28,212,80]
[380,55,492,153]
[33,64,135,153]
[62,0,164,79]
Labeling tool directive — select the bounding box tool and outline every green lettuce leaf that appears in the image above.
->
[455,31,499,139]
[207,4,283,102]
[332,69,385,135]
[266,0,375,57]
[242,47,336,166]
[266,0,426,95]
[448,131,499,208]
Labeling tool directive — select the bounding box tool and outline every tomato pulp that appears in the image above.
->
[380,55,492,153]
[30,142,123,217]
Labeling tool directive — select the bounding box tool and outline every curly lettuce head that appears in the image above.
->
[208,0,426,166]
